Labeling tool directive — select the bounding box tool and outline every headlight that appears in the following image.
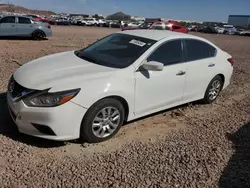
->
[23,88,80,107]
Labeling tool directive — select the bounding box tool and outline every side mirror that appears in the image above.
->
[141,61,164,71]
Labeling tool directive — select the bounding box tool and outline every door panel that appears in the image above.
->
[134,39,187,116]
[183,39,217,101]
[183,58,216,101]
[16,17,34,36]
[0,16,17,36]
[135,64,187,115]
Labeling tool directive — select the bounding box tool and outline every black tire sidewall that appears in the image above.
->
[33,31,45,40]
[80,98,125,143]
[203,75,223,104]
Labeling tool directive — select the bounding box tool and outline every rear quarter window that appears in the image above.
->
[184,39,217,62]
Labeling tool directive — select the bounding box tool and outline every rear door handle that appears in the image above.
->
[176,70,186,76]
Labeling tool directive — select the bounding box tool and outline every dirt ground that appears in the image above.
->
[0,26,249,188]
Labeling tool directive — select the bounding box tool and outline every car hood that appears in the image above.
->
[14,51,116,90]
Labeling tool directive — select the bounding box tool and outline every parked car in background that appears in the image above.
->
[98,19,107,27]
[55,18,71,25]
[84,18,99,26]
[217,27,225,34]
[200,26,218,34]
[27,14,54,25]
[239,30,250,36]
[7,30,233,143]
[128,22,141,27]
[73,19,86,26]
[27,14,42,21]
[109,21,121,28]
[122,19,189,33]
[0,15,52,40]
[188,25,197,31]
[222,25,237,35]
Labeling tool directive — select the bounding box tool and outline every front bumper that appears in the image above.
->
[7,92,87,141]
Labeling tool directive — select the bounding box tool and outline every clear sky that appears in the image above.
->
[3,0,250,22]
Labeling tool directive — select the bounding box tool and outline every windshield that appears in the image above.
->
[74,33,156,68]
[139,22,153,29]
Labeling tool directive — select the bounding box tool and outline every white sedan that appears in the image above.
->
[7,30,234,143]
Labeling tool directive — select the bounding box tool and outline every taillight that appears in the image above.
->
[45,25,51,29]
[227,58,234,66]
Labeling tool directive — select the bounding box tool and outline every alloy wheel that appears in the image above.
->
[92,107,121,138]
[208,80,221,101]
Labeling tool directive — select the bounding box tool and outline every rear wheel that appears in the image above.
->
[80,98,125,143]
[203,75,223,104]
[32,30,45,40]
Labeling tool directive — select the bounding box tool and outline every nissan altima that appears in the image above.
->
[7,30,234,143]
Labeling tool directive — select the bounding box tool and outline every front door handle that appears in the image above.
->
[208,63,215,67]
[11,25,15,27]
[176,70,186,76]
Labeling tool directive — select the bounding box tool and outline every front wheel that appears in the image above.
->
[80,98,125,143]
[202,75,223,104]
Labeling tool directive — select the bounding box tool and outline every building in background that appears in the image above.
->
[228,15,250,28]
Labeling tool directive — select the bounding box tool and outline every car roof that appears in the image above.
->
[1,15,31,19]
[118,29,208,41]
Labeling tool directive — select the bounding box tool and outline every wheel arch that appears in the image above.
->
[217,73,225,88]
[89,95,130,122]
[203,73,225,100]
[31,29,46,37]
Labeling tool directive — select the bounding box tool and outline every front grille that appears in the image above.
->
[8,76,27,98]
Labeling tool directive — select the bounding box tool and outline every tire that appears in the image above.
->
[202,75,223,104]
[32,30,45,40]
[80,98,125,143]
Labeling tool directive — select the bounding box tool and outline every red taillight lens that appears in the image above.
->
[46,25,51,29]
[227,58,234,66]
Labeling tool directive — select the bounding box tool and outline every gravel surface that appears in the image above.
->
[0,26,249,188]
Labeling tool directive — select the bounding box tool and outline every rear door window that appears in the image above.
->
[184,39,216,62]
[18,17,31,24]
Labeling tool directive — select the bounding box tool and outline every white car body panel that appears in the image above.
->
[7,92,87,140]
[14,51,115,90]
[134,63,187,116]
[8,30,233,140]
